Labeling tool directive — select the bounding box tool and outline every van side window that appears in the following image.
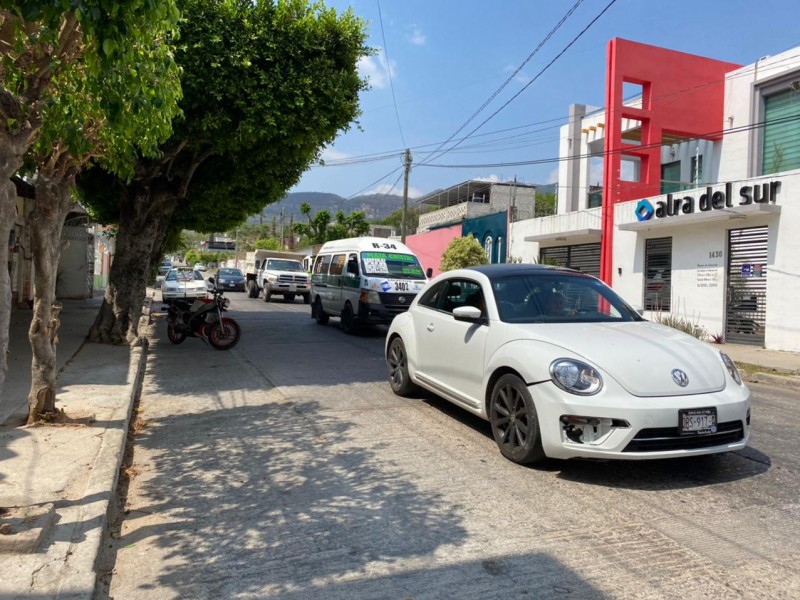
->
[346,253,360,276]
[329,254,346,276]
[313,254,332,275]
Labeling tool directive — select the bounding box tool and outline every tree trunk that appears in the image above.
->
[0,178,16,397]
[26,174,76,423]
[0,135,33,398]
[89,185,177,345]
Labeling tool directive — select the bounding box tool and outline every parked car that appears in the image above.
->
[215,267,246,292]
[161,267,209,304]
[385,264,750,465]
[194,263,207,272]
[158,261,172,276]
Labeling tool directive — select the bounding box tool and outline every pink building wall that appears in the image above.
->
[405,224,462,279]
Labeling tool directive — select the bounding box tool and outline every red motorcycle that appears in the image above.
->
[165,278,241,350]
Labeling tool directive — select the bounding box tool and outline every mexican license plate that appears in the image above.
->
[679,407,717,435]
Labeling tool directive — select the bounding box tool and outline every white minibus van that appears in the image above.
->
[310,237,430,334]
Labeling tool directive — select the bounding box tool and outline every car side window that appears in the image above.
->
[442,280,484,315]
[418,281,445,309]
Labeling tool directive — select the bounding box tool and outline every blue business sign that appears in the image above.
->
[635,200,654,221]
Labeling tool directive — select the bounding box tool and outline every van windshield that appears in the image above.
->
[361,252,425,279]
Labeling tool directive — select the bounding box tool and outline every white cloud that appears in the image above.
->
[473,174,501,183]
[409,27,426,46]
[320,147,350,162]
[503,64,530,86]
[368,183,423,198]
[358,50,395,90]
[546,168,559,184]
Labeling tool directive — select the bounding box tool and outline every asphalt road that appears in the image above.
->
[98,294,800,600]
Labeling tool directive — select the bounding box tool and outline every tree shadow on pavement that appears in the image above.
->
[102,401,470,598]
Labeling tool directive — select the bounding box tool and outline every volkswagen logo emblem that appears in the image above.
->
[671,369,689,387]
[398,296,406,304]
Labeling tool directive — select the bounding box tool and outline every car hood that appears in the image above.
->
[508,320,726,397]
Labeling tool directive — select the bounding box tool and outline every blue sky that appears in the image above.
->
[291,0,800,200]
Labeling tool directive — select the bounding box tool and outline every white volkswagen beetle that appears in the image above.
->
[385,264,750,465]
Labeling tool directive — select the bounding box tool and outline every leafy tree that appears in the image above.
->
[376,206,421,234]
[535,191,557,217]
[79,0,369,344]
[0,1,180,398]
[440,235,489,272]
[294,202,370,245]
[254,238,281,250]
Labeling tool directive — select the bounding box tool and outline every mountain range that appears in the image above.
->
[248,183,557,225]
[247,192,405,225]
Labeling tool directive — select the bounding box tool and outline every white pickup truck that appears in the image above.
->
[250,252,311,304]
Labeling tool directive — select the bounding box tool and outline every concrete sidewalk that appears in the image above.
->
[0,294,798,598]
[0,294,147,599]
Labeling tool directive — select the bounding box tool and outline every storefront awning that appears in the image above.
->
[524,228,601,243]
[618,202,780,231]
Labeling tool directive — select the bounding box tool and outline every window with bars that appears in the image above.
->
[644,237,672,311]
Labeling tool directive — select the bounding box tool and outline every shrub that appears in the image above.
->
[651,311,708,341]
[440,234,489,272]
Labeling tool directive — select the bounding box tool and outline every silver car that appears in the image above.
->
[161,267,208,304]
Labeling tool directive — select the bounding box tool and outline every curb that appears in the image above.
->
[747,371,800,391]
[52,340,148,599]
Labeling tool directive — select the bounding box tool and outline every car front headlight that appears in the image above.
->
[218,278,227,283]
[364,290,381,304]
[266,274,278,282]
[550,359,603,395]
[720,352,743,385]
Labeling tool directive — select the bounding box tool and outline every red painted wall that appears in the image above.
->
[600,38,741,283]
[405,224,462,278]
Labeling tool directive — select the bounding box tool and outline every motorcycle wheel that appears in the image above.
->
[167,321,187,344]
[208,317,241,350]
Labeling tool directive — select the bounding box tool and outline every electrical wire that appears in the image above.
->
[376,0,406,147]
[421,0,619,166]
[418,0,585,167]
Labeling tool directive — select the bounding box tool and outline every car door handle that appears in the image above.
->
[427,322,435,332]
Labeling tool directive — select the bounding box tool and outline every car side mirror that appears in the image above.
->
[347,260,359,276]
[452,305,485,324]
[426,267,433,278]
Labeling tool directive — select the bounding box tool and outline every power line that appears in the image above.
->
[375,0,406,147]
[418,112,800,170]
[422,0,619,166]
[418,0,586,167]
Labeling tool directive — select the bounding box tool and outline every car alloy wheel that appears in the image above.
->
[489,374,545,464]
[387,337,417,396]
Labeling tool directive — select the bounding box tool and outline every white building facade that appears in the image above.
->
[509,39,800,352]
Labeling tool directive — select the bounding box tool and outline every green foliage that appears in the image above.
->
[254,238,281,250]
[651,311,708,341]
[81,0,370,239]
[535,192,556,217]
[184,249,227,267]
[293,203,370,245]
[440,235,489,272]
[2,1,181,174]
[375,206,421,233]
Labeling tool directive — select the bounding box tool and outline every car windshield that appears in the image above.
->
[360,252,425,280]
[266,259,304,272]
[167,269,203,282]
[218,268,242,277]
[490,273,642,324]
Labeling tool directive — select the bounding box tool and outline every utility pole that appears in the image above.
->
[401,148,412,243]
[280,208,285,249]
